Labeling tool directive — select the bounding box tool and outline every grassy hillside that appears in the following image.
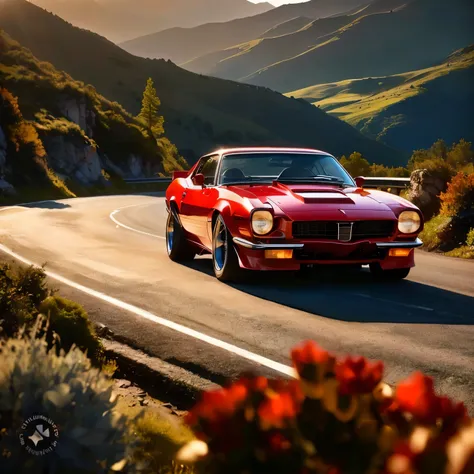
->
[182,0,410,79]
[287,46,474,152]
[0,30,186,201]
[0,0,406,166]
[120,0,371,65]
[28,0,274,43]
[243,0,474,93]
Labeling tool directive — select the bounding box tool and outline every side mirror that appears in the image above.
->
[173,170,189,180]
[355,176,365,188]
[192,173,205,187]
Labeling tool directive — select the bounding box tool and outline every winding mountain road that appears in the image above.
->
[1,194,473,410]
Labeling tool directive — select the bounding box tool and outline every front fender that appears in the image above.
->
[207,199,253,245]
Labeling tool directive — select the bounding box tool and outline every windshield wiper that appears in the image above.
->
[220,180,272,186]
[277,176,345,186]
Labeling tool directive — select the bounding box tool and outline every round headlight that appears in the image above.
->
[398,211,421,234]
[252,210,273,235]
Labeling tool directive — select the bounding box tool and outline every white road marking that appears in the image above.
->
[110,208,165,240]
[0,243,296,378]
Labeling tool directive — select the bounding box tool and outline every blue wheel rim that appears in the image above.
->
[166,213,174,254]
[214,218,227,271]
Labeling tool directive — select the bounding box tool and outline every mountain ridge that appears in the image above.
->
[120,0,372,63]
[27,0,274,43]
[0,0,406,166]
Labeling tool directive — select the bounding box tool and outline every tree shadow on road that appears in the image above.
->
[20,201,71,209]
[182,259,474,325]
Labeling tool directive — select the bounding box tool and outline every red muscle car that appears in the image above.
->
[165,147,423,282]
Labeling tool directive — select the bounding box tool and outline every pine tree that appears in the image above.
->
[137,78,164,137]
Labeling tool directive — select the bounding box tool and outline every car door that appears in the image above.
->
[180,154,220,248]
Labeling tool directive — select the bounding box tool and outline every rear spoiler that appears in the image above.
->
[172,170,189,180]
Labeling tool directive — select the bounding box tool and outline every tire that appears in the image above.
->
[166,209,195,262]
[370,263,410,281]
[212,215,241,282]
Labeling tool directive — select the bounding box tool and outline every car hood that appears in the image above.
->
[227,183,416,220]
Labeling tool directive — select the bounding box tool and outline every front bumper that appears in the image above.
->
[234,237,423,250]
[232,237,423,271]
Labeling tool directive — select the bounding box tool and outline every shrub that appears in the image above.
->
[466,228,474,247]
[440,172,474,217]
[0,263,49,337]
[0,263,103,366]
[0,323,132,473]
[179,341,474,474]
[39,295,104,365]
[339,152,371,177]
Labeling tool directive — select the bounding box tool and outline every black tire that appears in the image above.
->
[370,263,410,281]
[166,210,195,262]
[212,215,242,282]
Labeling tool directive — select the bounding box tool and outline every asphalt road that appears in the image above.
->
[1,195,473,411]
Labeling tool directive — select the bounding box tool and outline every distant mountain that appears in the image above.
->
[287,46,474,152]
[243,0,474,92]
[28,0,274,43]
[0,0,406,166]
[120,0,372,64]
[182,0,410,78]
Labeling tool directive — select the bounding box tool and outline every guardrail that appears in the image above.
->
[124,177,410,189]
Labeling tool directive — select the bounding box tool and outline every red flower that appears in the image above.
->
[267,432,291,452]
[186,381,248,426]
[258,391,299,429]
[395,372,442,424]
[335,356,384,395]
[291,341,334,377]
[438,396,468,427]
[384,442,417,474]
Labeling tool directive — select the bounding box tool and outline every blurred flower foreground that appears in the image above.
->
[179,341,474,474]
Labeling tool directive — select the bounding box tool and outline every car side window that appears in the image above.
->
[196,155,219,186]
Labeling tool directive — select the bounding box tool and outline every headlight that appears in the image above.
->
[252,210,273,235]
[398,211,421,234]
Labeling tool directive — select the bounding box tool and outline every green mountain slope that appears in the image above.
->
[120,0,371,65]
[243,0,474,92]
[183,0,410,79]
[287,46,474,152]
[0,30,185,199]
[28,0,274,43]
[0,0,406,166]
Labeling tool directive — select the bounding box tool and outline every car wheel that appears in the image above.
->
[212,215,241,282]
[370,263,410,280]
[166,209,195,262]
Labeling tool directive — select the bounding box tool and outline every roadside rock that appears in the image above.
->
[43,135,103,185]
[437,210,474,250]
[407,169,448,219]
[0,125,6,171]
[59,97,95,137]
[128,154,144,178]
[0,178,16,196]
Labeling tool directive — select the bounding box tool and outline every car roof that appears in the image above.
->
[203,147,332,158]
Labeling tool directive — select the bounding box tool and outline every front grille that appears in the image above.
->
[292,220,395,241]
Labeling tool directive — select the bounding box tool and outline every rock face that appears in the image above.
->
[0,125,15,195]
[43,135,104,185]
[407,169,448,219]
[0,125,6,171]
[59,97,95,137]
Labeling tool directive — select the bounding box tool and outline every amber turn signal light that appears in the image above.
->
[389,248,413,257]
[264,249,293,259]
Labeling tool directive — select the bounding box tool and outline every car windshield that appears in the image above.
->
[217,152,354,186]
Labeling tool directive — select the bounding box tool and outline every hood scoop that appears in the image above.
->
[292,189,355,204]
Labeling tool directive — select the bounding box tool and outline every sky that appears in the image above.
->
[249,0,307,6]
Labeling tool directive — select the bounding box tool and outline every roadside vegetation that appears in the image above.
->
[340,139,474,259]
[0,30,186,205]
[0,261,195,473]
